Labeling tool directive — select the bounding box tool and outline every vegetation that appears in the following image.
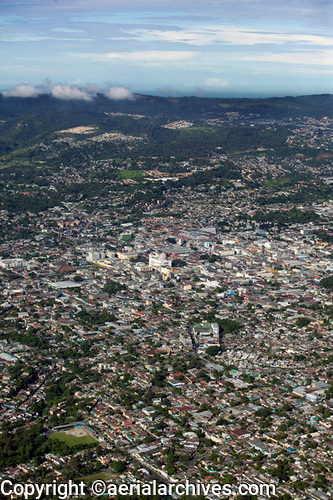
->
[103,281,128,295]
[296,317,311,328]
[77,309,116,326]
[320,275,333,291]
[48,431,97,447]
[206,345,221,356]
[252,208,321,227]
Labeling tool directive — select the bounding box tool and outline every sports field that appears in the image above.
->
[48,428,98,447]
[77,472,111,484]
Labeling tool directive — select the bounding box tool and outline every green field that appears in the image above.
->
[48,431,98,447]
[265,176,293,189]
[77,472,111,484]
[118,170,144,180]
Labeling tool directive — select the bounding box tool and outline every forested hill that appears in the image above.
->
[0,90,331,214]
[0,92,332,122]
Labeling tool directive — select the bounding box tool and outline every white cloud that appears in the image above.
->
[0,34,49,42]
[2,82,135,101]
[133,26,333,48]
[0,33,91,42]
[51,84,93,101]
[105,50,196,63]
[51,28,86,33]
[104,86,134,100]
[71,50,197,68]
[204,78,228,87]
[240,49,333,66]
[3,83,42,97]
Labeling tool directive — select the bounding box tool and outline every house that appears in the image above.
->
[229,428,251,441]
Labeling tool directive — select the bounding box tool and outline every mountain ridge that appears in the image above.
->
[0,92,332,122]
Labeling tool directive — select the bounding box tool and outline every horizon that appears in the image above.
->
[1,0,332,98]
[0,85,332,102]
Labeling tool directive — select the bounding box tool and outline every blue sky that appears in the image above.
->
[1,0,332,98]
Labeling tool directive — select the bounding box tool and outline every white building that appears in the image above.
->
[149,252,172,269]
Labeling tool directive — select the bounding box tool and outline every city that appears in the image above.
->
[0,95,332,499]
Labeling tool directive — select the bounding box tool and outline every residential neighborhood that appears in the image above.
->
[0,187,332,499]
[0,94,332,499]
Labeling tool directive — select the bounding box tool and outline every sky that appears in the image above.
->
[0,0,332,98]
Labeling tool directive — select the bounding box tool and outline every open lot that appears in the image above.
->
[77,472,111,484]
[48,428,98,447]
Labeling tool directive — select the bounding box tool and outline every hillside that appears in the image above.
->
[0,92,331,214]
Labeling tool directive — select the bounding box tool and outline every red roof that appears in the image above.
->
[230,428,250,437]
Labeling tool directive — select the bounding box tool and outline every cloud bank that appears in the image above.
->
[2,82,135,101]
[3,84,43,98]
[104,86,134,100]
[205,78,228,88]
[51,84,93,101]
